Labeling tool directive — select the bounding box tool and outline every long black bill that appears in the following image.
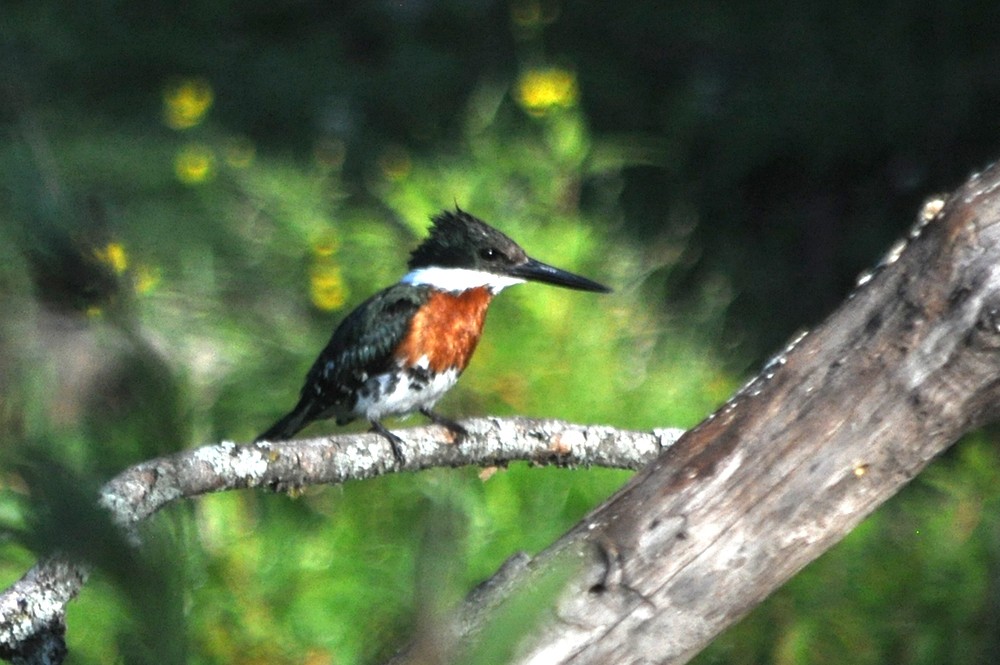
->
[510,257,611,293]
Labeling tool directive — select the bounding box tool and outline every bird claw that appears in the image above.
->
[419,408,467,443]
[370,420,407,465]
[368,410,467,467]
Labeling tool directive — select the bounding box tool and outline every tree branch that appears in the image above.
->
[0,556,82,665]
[0,419,682,664]
[387,165,1000,664]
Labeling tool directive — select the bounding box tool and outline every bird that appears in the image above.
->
[255,208,610,462]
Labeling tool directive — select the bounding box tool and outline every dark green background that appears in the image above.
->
[3,2,1000,663]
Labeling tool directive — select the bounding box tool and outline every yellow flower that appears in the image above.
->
[163,78,214,130]
[94,242,128,274]
[516,67,578,116]
[310,261,348,311]
[174,143,215,184]
[133,264,161,295]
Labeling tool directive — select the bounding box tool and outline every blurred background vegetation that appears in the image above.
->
[2,1,1000,663]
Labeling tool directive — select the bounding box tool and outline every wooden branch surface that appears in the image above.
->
[0,419,680,664]
[388,164,1000,665]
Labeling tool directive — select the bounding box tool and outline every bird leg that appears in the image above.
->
[419,408,468,443]
[370,419,406,465]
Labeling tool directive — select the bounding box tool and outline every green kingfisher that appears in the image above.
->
[256,209,610,460]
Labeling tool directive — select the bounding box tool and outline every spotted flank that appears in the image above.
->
[352,362,460,422]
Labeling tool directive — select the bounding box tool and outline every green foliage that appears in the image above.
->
[3,3,1000,664]
[0,66,728,662]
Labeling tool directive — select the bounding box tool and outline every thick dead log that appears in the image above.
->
[390,164,1000,664]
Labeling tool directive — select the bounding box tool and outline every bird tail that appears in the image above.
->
[255,397,319,442]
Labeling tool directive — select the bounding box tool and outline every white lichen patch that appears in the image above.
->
[653,428,684,453]
[552,428,586,454]
[855,269,874,287]
[852,195,947,292]
[879,238,908,268]
[194,440,270,483]
[919,196,946,225]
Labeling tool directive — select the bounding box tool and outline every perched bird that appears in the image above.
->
[256,209,610,460]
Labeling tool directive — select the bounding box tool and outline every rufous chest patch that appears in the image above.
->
[395,287,494,373]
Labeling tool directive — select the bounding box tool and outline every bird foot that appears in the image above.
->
[419,408,467,443]
[370,420,407,465]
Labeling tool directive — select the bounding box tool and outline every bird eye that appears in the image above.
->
[479,247,502,261]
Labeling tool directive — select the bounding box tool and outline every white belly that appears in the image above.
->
[353,366,460,421]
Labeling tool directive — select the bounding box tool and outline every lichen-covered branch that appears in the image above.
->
[0,556,83,665]
[0,418,680,664]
